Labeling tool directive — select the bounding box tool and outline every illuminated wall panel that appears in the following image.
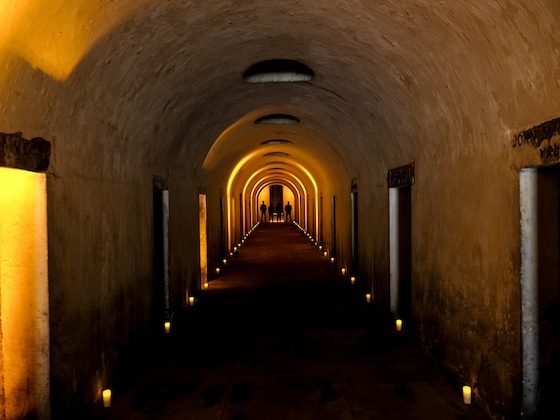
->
[199,194,207,287]
[0,167,49,419]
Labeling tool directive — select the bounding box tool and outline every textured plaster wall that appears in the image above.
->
[1,0,560,417]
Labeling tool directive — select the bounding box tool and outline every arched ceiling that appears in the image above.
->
[2,0,560,182]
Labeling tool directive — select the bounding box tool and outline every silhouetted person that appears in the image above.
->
[276,202,283,222]
[285,201,293,222]
[260,201,267,222]
[268,202,274,222]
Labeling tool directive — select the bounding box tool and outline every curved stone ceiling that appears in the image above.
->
[1,0,559,180]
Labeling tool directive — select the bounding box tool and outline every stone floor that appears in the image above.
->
[93,223,489,419]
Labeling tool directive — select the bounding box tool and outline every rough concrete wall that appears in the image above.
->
[2,1,560,418]
[47,174,154,414]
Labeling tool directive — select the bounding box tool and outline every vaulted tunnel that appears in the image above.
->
[2,1,560,418]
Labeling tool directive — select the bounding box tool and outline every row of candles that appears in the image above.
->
[101,220,472,409]
[294,220,474,406]
[163,224,264,337]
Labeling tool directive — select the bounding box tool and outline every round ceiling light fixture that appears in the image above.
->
[243,59,315,83]
[255,114,300,125]
[260,139,293,145]
[263,152,290,157]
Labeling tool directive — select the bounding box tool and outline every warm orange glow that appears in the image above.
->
[395,319,403,332]
[243,167,307,226]
[102,389,112,408]
[199,194,207,289]
[0,167,49,418]
[462,386,472,404]
[164,321,171,334]
[0,0,147,80]
[366,293,372,303]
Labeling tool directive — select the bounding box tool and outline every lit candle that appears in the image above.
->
[396,319,403,332]
[462,386,472,404]
[365,293,372,303]
[203,282,209,289]
[350,276,356,285]
[323,251,328,257]
[164,321,171,334]
[341,268,346,275]
[242,239,245,243]
[189,296,195,306]
[102,389,112,408]
[330,257,335,263]
[215,267,221,275]
[233,246,237,252]
[237,243,241,247]
[223,259,227,265]
[319,245,323,250]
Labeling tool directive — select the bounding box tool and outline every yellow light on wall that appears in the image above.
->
[365,293,372,303]
[0,168,49,419]
[395,319,403,332]
[462,386,472,404]
[164,321,171,334]
[350,276,356,285]
[102,389,112,408]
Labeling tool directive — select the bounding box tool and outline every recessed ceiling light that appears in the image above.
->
[243,59,314,83]
[255,114,300,125]
[263,152,290,157]
[261,139,293,145]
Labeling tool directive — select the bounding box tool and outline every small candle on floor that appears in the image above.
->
[323,251,328,257]
[102,389,112,408]
[215,267,221,275]
[223,259,227,265]
[203,282,209,289]
[396,319,403,332]
[319,245,323,250]
[330,257,335,263]
[463,386,472,404]
[164,321,171,334]
[350,276,356,285]
[189,296,195,306]
[365,293,372,303]
[341,268,346,275]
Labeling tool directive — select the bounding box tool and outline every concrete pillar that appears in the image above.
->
[389,187,399,315]
[520,168,539,417]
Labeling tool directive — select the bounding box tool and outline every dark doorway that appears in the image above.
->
[153,187,170,327]
[398,186,412,320]
[331,195,337,257]
[536,166,560,414]
[351,190,358,272]
[270,185,283,222]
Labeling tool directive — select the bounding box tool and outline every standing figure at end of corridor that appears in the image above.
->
[260,201,267,222]
[269,202,275,223]
[285,201,293,223]
[276,202,283,223]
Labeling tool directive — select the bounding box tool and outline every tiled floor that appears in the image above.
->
[94,223,489,419]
